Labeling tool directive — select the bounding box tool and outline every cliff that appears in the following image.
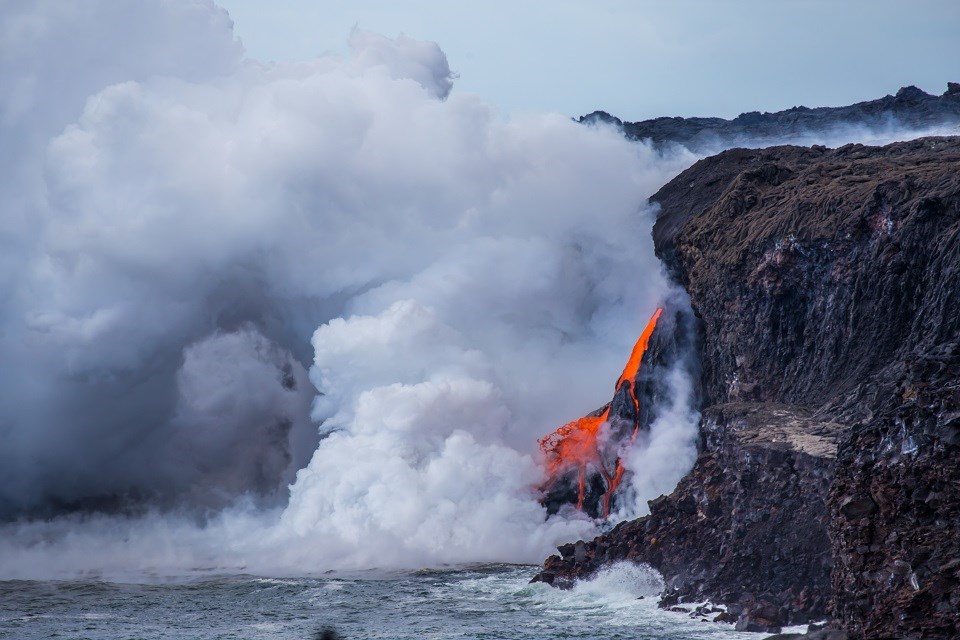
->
[656,135,960,638]
[534,137,960,638]
[534,403,840,631]
[580,84,960,152]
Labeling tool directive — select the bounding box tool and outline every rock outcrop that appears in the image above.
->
[829,345,960,639]
[535,136,960,638]
[580,84,960,152]
[534,403,841,632]
[655,135,960,639]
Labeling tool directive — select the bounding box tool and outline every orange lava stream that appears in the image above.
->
[617,306,663,410]
[538,307,664,517]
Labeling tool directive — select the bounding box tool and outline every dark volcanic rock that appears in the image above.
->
[652,137,960,417]
[580,84,960,152]
[829,345,960,639]
[652,136,960,638]
[533,403,841,630]
[536,136,960,638]
[765,627,849,640]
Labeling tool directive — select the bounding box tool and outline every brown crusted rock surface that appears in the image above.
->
[536,136,960,639]
[653,136,960,638]
[652,137,960,413]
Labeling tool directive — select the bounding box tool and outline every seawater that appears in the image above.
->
[0,563,770,640]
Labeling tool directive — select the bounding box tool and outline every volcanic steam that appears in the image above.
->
[0,1,701,576]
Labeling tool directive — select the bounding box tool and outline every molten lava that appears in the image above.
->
[618,307,663,411]
[538,307,663,517]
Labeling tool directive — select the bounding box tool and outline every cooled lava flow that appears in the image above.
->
[538,307,663,518]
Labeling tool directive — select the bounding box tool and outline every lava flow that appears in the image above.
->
[538,307,663,517]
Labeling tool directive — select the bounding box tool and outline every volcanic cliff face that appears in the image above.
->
[535,137,960,638]
[535,403,841,631]
[580,84,960,152]
[655,136,960,638]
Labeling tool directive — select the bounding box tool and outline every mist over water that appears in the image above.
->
[0,1,950,580]
[1,564,767,640]
[0,0,699,578]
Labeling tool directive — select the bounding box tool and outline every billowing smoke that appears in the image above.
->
[0,0,700,575]
[1,1,946,578]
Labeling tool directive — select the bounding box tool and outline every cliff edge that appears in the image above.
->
[535,136,960,638]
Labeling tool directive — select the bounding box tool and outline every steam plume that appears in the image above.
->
[0,1,944,577]
[0,0,696,575]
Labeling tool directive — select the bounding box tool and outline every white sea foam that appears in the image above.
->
[571,562,666,600]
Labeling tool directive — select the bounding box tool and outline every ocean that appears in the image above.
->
[0,563,769,639]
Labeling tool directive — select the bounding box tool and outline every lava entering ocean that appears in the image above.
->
[539,307,664,518]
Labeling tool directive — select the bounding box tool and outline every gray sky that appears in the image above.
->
[217,0,959,121]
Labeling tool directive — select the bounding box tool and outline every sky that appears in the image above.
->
[218,0,960,121]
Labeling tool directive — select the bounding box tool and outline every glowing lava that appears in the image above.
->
[538,307,663,517]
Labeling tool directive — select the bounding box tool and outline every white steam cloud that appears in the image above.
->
[0,0,699,577]
[0,1,944,579]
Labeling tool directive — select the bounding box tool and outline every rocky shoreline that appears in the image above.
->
[533,403,839,631]
[534,135,960,638]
